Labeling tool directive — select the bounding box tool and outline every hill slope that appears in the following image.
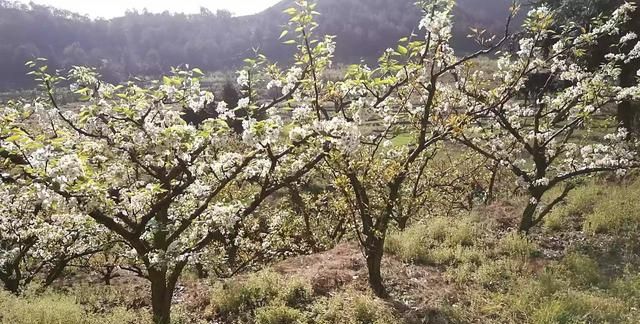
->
[0,0,519,90]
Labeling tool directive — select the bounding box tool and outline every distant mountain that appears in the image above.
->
[0,0,521,90]
[255,0,518,60]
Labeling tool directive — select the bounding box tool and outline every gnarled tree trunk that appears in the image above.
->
[363,231,388,298]
[0,269,20,294]
[618,60,640,136]
[149,269,174,324]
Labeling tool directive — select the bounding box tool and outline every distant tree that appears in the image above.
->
[221,80,240,108]
[143,49,163,75]
[62,42,89,67]
[200,7,213,16]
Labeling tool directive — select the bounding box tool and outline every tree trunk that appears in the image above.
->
[396,216,409,231]
[1,273,20,294]
[1,257,26,294]
[486,161,499,204]
[194,263,208,279]
[618,60,639,136]
[287,184,318,251]
[103,266,118,285]
[44,259,69,288]
[365,236,388,298]
[519,198,540,233]
[149,270,173,324]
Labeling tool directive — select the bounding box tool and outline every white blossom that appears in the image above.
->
[216,101,234,120]
[237,97,250,109]
[236,70,249,87]
[620,32,638,44]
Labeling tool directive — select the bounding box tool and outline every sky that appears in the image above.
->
[19,0,282,18]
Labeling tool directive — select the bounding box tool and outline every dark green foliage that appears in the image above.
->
[221,81,240,109]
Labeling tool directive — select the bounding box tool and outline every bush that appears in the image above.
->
[311,291,398,324]
[70,284,149,314]
[385,217,483,266]
[446,220,477,246]
[209,271,312,320]
[0,290,150,324]
[532,291,628,324]
[209,273,402,323]
[210,271,280,316]
[429,245,484,266]
[472,258,523,289]
[583,184,640,234]
[425,217,451,242]
[499,232,537,260]
[611,273,640,304]
[538,179,640,235]
[475,274,634,324]
[543,206,568,232]
[98,308,151,324]
[543,181,606,232]
[385,225,431,264]
[281,277,314,307]
[560,253,602,288]
[462,250,640,324]
[255,305,307,324]
[0,291,85,324]
[561,181,605,217]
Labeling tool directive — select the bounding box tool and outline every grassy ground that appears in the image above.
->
[2,177,640,323]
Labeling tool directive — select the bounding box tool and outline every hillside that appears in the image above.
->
[255,0,518,63]
[0,0,519,90]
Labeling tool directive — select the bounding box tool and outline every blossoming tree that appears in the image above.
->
[0,59,329,323]
[456,4,639,232]
[273,0,518,297]
[1,1,638,317]
[0,99,107,294]
[0,181,104,293]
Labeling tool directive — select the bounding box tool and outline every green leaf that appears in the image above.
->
[279,30,289,39]
[5,134,23,142]
[192,68,204,76]
[397,45,408,55]
[283,40,297,45]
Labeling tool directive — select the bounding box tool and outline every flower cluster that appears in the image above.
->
[417,0,454,41]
